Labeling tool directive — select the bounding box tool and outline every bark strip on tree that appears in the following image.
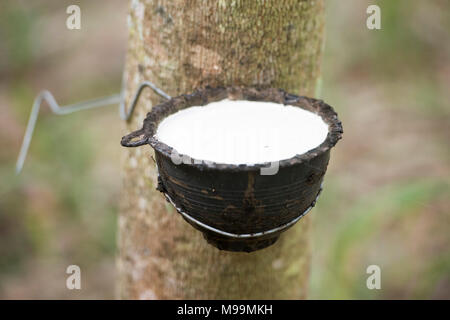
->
[119,0,324,299]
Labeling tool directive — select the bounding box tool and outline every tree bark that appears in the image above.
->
[118,0,324,299]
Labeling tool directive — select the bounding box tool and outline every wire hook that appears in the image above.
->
[119,81,171,121]
[15,80,171,174]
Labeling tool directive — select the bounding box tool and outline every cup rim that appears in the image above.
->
[123,86,343,172]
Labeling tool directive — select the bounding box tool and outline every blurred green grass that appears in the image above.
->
[0,0,449,299]
[310,0,450,299]
[0,0,126,299]
[311,179,449,299]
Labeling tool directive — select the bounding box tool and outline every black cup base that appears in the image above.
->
[202,232,280,252]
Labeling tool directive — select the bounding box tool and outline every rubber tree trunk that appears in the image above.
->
[118,0,324,299]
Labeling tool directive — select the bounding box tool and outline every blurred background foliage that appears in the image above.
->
[0,0,449,299]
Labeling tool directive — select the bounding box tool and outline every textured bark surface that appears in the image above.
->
[118,0,324,299]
